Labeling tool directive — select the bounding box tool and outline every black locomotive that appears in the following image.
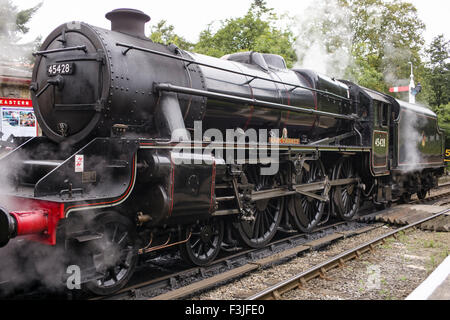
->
[0,9,445,295]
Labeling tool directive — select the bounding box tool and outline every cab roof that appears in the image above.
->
[396,99,437,118]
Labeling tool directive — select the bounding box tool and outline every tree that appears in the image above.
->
[149,20,194,51]
[295,0,426,94]
[0,0,42,63]
[423,35,450,146]
[194,0,297,68]
[344,0,426,93]
[424,35,450,108]
[295,0,355,79]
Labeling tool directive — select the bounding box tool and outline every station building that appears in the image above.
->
[0,62,39,145]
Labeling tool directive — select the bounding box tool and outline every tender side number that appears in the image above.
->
[375,137,386,148]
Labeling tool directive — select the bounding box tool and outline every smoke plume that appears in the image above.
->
[399,110,426,171]
[292,0,415,89]
[0,0,40,67]
[293,0,353,78]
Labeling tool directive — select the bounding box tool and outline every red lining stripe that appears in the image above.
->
[65,155,136,213]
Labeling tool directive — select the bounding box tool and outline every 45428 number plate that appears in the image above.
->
[47,63,74,76]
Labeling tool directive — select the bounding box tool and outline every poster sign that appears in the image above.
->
[0,98,37,141]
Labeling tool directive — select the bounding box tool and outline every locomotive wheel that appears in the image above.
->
[84,212,138,296]
[288,160,326,233]
[333,158,361,221]
[180,219,224,266]
[399,193,412,204]
[417,189,428,200]
[235,166,284,248]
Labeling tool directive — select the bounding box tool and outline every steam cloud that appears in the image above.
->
[293,0,413,89]
[0,142,129,296]
[0,239,68,296]
[293,0,353,78]
[0,0,39,72]
[399,110,426,171]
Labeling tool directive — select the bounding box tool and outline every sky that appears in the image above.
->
[15,0,450,46]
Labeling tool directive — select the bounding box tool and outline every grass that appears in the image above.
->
[380,237,396,249]
[439,249,449,259]
[426,255,439,273]
[423,239,438,248]
[397,231,408,243]
[379,288,394,300]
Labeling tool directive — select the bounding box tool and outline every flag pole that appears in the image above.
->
[409,62,415,104]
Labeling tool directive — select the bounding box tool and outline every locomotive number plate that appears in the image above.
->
[47,63,74,76]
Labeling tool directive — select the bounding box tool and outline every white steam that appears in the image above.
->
[0,239,69,296]
[0,0,39,66]
[382,41,412,87]
[292,0,415,88]
[293,0,353,78]
[399,110,426,171]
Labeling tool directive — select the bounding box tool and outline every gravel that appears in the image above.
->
[193,212,449,300]
[193,226,392,300]
[282,228,450,300]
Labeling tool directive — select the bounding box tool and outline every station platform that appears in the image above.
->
[406,255,450,300]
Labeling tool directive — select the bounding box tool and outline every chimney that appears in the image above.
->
[105,8,150,38]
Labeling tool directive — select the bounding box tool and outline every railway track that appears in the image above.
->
[247,208,450,300]
[2,184,449,300]
[95,185,450,300]
[94,220,375,300]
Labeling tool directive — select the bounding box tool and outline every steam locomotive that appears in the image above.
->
[0,9,445,295]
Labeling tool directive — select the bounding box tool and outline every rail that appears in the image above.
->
[247,208,450,300]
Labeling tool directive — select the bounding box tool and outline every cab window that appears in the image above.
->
[377,103,390,127]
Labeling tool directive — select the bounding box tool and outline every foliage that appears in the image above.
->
[350,44,385,91]
[193,0,297,68]
[339,0,426,93]
[149,20,194,51]
[294,0,354,77]
[0,0,42,63]
[434,102,450,146]
[421,35,450,144]
[424,35,450,108]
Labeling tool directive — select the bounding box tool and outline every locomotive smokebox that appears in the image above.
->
[106,8,150,38]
